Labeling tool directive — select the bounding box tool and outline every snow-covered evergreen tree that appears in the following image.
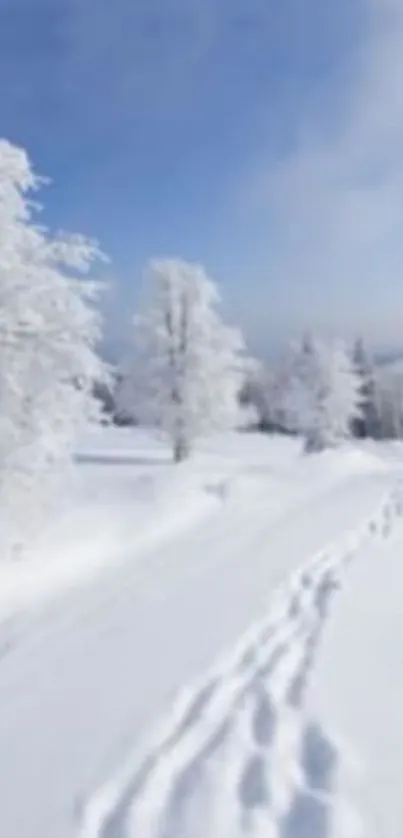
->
[373,363,403,439]
[239,363,269,430]
[255,356,296,433]
[352,337,378,438]
[282,335,362,452]
[0,139,107,555]
[121,257,249,461]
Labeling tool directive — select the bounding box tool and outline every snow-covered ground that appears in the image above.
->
[0,428,402,838]
[308,503,403,838]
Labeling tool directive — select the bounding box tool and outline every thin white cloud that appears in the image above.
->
[233,0,403,349]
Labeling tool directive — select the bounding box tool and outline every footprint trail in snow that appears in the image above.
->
[80,486,403,838]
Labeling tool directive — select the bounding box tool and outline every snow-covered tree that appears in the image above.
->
[272,335,314,436]
[352,337,378,438]
[120,257,250,461]
[0,139,107,555]
[373,363,403,439]
[282,335,362,452]
[266,348,310,435]
[248,357,294,434]
[239,364,269,430]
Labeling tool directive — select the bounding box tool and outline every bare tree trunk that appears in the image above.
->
[173,434,190,463]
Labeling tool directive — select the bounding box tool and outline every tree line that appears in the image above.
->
[114,267,403,458]
[241,336,403,445]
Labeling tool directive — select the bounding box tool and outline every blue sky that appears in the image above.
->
[1,0,402,358]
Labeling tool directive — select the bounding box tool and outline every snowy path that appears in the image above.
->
[81,485,403,838]
[0,460,397,838]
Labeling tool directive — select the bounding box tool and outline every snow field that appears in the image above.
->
[79,477,403,838]
[307,484,403,838]
[0,430,399,838]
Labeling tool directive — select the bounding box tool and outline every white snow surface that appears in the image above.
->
[0,428,402,838]
[307,496,403,838]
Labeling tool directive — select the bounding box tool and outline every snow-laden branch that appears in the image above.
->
[0,138,108,558]
[119,257,252,461]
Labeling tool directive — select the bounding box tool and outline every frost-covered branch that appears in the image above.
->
[0,138,108,557]
[120,257,250,461]
[279,335,362,451]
